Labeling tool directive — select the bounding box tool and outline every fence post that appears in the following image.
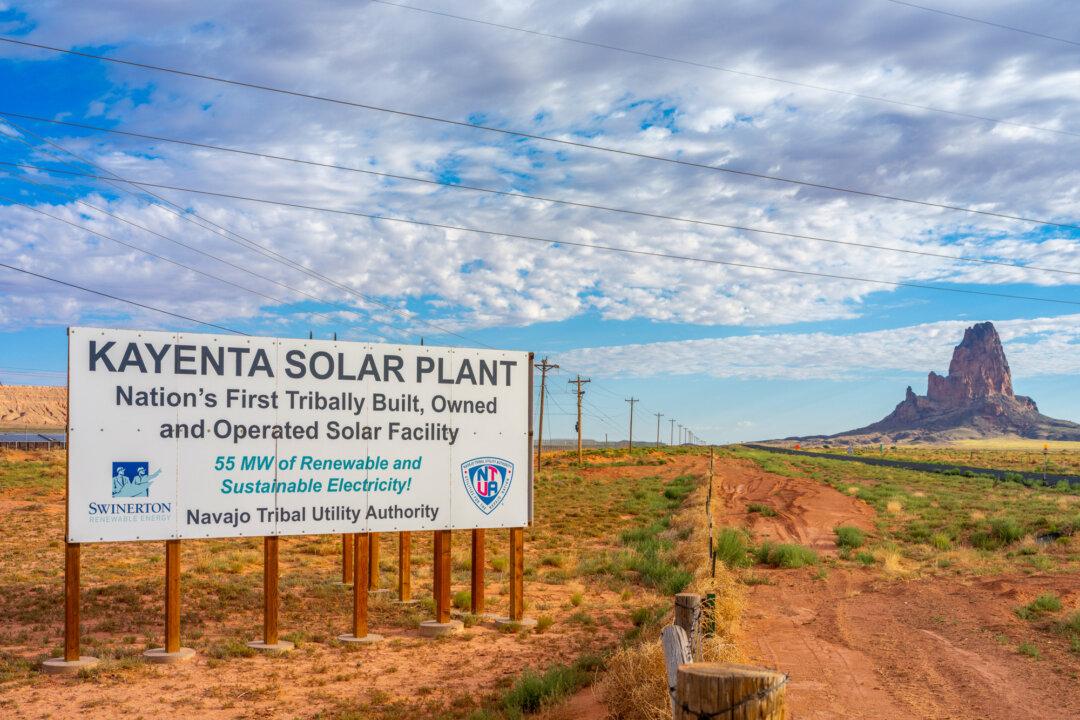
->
[674,593,703,661]
[674,663,787,719]
[144,539,195,663]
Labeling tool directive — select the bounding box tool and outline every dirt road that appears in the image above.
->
[717,457,1080,720]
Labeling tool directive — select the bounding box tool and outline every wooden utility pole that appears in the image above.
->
[655,412,664,446]
[626,397,638,450]
[534,357,558,471]
[678,423,683,445]
[670,418,676,446]
[568,375,590,463]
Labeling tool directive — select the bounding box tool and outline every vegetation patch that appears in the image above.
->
[834,525,865,549]
[746,502,778,517]
[754,542,818,569]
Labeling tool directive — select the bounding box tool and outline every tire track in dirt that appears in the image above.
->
[715,456,1080,720]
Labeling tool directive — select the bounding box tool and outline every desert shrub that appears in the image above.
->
[452,590,471,610]
[502,657,599,716]
[755,542,818,569]
[834,525,865,549]
[540,554,565,568]
[1015,593,1062,620]
[747,502,778,517]
[535,615,554,633]
[855,551,876,566]
[490,556,509,572]
[990,518,1025,545]
[714,528,752,568]
[1018,642,1040,659]
[930,532,952,550]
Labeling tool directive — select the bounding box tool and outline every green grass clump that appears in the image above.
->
[501,656,602,716]
[755,542,818,569]
[989,518,1025,545]
[747,502,778,517]
[490,557,509,572]
[1015,593,1062,620]
[834,525,865,549]
[207,638,256,659]
[453,590,472,611]
[1018,642,1040,659]
[855,551,876,566]
[714,528,752,568]
[535,615,554,633]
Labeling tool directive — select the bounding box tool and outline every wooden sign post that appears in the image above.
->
[496,527,536,628]
[338,533,382,644]
[396,531,415,604]
[369,532,390,597]
[144,540,195,663]
[248,536,293,652]
[420,529,462,636]
[471,528,486,616]
[43,542,99,673]
[340,533,354,585]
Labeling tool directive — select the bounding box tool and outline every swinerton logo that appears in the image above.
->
[460,457,514,514]
[111,461,160,498]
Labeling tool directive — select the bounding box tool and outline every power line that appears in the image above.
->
[881,0,1080,48]
[7,160,1079,309]
[0,117,478,347]
[3,37,1078,234]
[0,260,246,334]
[366,0,1080,139]
[6,112,1078,277]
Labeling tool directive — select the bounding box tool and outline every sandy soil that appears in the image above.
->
[717,457,1080,720]
[0,385,65,429]
[0,452,710,720]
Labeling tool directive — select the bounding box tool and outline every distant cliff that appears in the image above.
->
[800,322,1080,443]
[0,385,66,429]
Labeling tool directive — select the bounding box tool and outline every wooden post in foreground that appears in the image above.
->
[248,536,293,652]
[674,593,703,661]
[144,539,194,663]
[397,531,413,602]
[471,529,485,615]
[338,533,382,644]
[43,543,99,672]
[419,530,462,636]
[674,663,787,719]
[341,533,353,585]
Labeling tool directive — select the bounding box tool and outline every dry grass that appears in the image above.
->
[601,477,744,720]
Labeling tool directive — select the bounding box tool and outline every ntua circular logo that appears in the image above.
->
[460,457,514,514]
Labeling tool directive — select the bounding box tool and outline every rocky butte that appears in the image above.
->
[825,322,1080,443]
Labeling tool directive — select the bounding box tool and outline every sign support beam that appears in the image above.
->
[420,529,462,636]
[471,529,485,615]
[43,543,99,673]
[248,536,294,652]
[144,539,195,663]
[338,533,382,644]
[396,531,414,603]
[340,533,353,585]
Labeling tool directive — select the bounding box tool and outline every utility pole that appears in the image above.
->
[655,412,664,446]
[568,375,590,463]
[669,418,676,446]
[625,398,639,451]
[678,424,683,445]
[533,357,559,471]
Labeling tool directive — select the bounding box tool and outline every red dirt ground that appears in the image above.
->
[718,457,1080,720]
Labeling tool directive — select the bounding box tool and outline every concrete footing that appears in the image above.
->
[418,619,464,638]
[494,617,538,630]
[42,656,99,674]
[143,647,196,664]
[246,640,295,653]
[336,633,384,645]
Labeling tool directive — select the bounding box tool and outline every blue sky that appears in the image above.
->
[1,1,1079,442]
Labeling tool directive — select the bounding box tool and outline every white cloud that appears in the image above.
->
[0,0,1077,336]
[556,315,1080,381]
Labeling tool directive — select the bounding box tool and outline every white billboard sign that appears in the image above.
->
[67,327,532,542]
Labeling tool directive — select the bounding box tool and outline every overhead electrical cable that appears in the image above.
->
[0,190,353,322]
[8,160,1078,308]
[364,0,1080,138]
[4,113,1077,277]
[0,117,479,346]
[880,0,1080,48]
[0,260,246,334]
[2,38,1078,232]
